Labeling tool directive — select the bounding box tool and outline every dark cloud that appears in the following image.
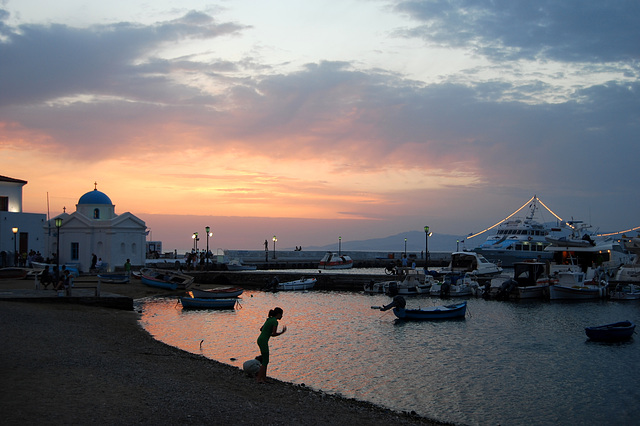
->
[393,0,640,62]
[0,9,246,107]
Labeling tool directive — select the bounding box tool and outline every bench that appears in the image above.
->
[68,279,101,297]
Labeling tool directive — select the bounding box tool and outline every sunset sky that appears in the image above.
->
[2,1,639,252]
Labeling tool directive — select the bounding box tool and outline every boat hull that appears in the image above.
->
[141,275,178,290]
[549,285,605,300]
[190,287,244,298]
[516,285,549,299]
[139,268,194,290]
[393,302,467,320]
[0,267,29,279]
[609,284,640,300]
[180,297,237,309]
[585,321,635,341]
[97,274,130,284]
[277,278,317,291]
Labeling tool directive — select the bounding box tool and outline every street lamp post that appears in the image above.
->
[12,227,18,266]
[457,239,460,251]
[55,218,63,272]
[272,236,277,259]
[192,232,199,252]
[339,236,342,256]
[424,226,431,272]
[404,238,407,256]
[205,226,212,268]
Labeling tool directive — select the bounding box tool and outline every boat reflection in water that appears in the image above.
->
[139,291,640,426]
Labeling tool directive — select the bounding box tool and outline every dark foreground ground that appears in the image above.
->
[0,277,448,425]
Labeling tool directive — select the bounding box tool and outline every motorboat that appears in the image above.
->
[430,273,477,297]
[471,195,569,267]
[609,283,640,300]
[492,260,555,300]
[442,251,503,277]
[276,277,317,291]
[585,321,635,341]
[545,223,632,277]
[615,234,640,282]
[548,270,608,300]
[224,259,257,271]
[387,268,433,296]
[190,287,244,298]
[180,295,238,309]
[318,252,353,270]
[365,268,432,296]
[392,301,467,320]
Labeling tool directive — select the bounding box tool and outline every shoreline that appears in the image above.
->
[0,277,447,425]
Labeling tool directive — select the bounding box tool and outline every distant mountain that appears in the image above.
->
[300,231,469,253]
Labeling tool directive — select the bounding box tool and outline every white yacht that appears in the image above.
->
[471,196,569,267]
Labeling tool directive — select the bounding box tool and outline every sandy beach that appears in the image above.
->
[0,276,445,425]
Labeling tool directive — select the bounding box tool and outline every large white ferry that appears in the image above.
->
[470,196,569,267]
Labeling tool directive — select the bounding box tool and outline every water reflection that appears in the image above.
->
[139,291,640,425]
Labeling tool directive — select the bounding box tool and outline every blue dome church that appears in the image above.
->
[48,183,146,272]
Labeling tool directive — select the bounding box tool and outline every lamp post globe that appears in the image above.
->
[205,226,212,267]
[424,226,430,271]
[192,232,199,252]
[12,227,18,267]
[272,236,277,259]
[55,218,63,271]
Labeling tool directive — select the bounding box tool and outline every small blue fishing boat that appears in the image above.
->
[393,301,467,320]
[179,296,237,309]
[141,274,179,290]
[585,321,635,342]
[140,269,194,291]
[97,274,130,284]
[190,287,244,298]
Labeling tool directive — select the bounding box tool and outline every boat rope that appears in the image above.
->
[466,195,640,240]
[467,195,557,240]
[598,225,640,237]
[467,195,536,240]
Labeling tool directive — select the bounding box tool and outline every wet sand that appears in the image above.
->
[0,276,446,425]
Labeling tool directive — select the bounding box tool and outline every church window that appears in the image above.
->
[94,208,100,219]
[71,242,79,260]
[0,196,8,211]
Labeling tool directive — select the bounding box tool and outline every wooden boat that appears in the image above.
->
[610,283,640,300]
[141,274,179,290]
[140,268,194,290]
[190,287,244,298]
[393,301,467,320]
[318,252,353,270]
[97,274,130,284]
[179,296,237,309]
[549,270,607,300]
[276,277,317,291]
[0,267,28,279]
[585,321,635,341]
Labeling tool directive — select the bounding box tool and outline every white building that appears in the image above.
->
[49,185,147,272]
[0,175,47,267]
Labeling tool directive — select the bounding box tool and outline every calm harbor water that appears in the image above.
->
[138,288,640,426]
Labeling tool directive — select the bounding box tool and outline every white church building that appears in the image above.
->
[50,185,147,273]
[0,175,47,267]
